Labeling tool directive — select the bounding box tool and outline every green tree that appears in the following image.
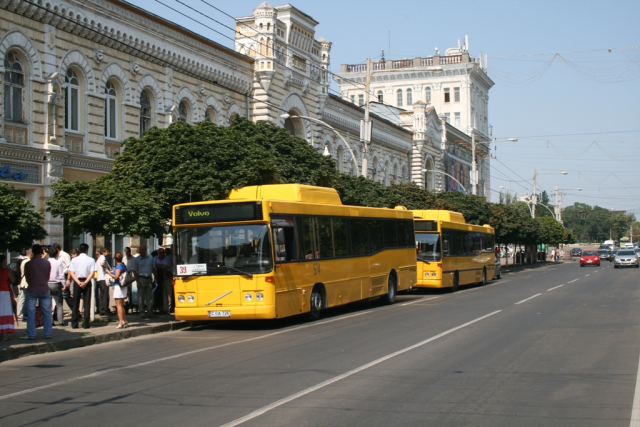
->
[0,183,47,252]
[536,216,565,245]
[435,192,491,225]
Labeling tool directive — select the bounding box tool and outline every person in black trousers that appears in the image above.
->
[68,244,96,329]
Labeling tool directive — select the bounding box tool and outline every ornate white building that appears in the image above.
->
[335,38,494,198]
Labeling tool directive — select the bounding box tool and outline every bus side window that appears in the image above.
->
[442,230,450,256]
[272,218,298,262]
[300,217,316,260]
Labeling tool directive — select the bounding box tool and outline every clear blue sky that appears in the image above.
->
[128,0,640,216]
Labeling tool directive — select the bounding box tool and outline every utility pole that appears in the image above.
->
[360,58,372,178]
[555,185,560,222]
[532,168,537,218]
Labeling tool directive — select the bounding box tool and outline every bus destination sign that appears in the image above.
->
[175,202,262,225]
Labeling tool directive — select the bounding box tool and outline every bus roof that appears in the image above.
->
[229,184,342,205]
[412,210,466,224]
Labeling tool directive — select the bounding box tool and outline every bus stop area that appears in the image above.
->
[0,314,188,363]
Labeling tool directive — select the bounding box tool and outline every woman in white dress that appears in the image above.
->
[104,252,128,328]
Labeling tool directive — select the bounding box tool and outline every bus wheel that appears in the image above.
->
[381,274,397,305]
[480,268,487,286]
[308,287,323,321]
[451,273,459,292]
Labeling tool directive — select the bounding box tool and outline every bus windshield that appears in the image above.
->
[174,224,272,276]
[416,232,441,262]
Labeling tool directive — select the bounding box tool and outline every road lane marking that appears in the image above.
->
[568,279,579,283]
[547,285,564,291]
[585,274,590,277]
[400,296,439,306]
[0,309,379,401]
[630,347,640,427]
[514,294,542,305]
[218,310,503,427]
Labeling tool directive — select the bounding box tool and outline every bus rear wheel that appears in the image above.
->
[307,287,323,321]
[451,273,459,292]
[480,268,487,286]
[381,274,397,305]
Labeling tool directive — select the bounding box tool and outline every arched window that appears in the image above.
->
[377,90,383,103]
[139,90,151,136]
[406,88,413,105]
[204,108,215,123]
[178,101,188,123]
[393,164,398,184]
[425,87,431,103]
[396,89,403,107]
[65,69,80,131]
[3,52,24,122]
[104,80,117,139]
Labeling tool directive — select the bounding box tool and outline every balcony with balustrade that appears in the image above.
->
[341,53,472,74]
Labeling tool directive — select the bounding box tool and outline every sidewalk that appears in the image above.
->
[0,313,189,363]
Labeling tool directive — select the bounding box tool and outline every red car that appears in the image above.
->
[580,250,600,267]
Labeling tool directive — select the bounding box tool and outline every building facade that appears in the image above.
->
[1,0,253,250]
[335,38,494,198]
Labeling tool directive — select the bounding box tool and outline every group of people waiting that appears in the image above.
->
[0,242,174,341]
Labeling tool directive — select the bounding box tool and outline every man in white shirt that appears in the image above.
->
[68,243,96,329]
[95,248,110,316]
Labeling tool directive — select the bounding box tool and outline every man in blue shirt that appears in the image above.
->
[130,245,154,318]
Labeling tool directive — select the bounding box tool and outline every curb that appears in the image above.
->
[0,320,190,363]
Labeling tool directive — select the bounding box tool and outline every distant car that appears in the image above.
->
[494,257,501,279]
[598,249,612,261]
[614,250,639,268]
[624,243,634,248]
[571,248,582,257]
[635,248,640,260]
[580,250,601,267]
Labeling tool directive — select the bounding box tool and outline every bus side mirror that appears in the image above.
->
[275,229,286,246]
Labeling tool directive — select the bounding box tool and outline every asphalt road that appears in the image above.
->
[1,260,640,426]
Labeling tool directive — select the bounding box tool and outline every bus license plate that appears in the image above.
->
[208,310,231,318]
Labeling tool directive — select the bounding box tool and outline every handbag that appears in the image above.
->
[119,264,135,287]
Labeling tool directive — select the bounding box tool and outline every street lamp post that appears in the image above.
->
[532,170,568,218]
[280,113,359,176]
[427,169,468,194]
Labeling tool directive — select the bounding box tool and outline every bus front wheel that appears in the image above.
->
[308,286,324,321]
[451,273,459,292]
[480,268,487,286]
[381,274,397,305]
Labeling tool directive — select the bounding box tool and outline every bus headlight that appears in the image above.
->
[256,293,264,301]
[178,295,185,303]
[244,293,253,302]
[187,295,195,303]
[431,272,437,277]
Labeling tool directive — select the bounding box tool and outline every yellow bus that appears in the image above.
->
[412,210,496,291]
[172,184,417,321]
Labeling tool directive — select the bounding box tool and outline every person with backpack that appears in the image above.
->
[104,252,129,329]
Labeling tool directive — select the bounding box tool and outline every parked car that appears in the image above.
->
[598,249,612,261]
[571,248,582,257]
[580,250,601,267]
[614,250,639,268]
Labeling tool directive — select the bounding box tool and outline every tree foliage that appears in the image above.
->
[0,183,47,252]
[45,117,576,247]
[562,203,636,242]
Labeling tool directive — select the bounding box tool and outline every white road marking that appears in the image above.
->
[514,294,542,305]
[585,274,590,277]
[0,309,378,401]
[218,310,503,427]
[547,285,564,292]
[400,296,439,306]
[568,279,579,283]
[630,347,640,427]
